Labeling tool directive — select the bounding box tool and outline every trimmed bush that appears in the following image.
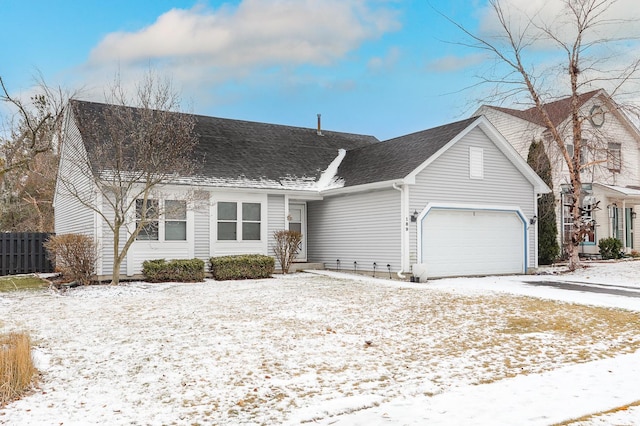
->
[599,237,624,260]
[209,254,275,280]
[142,258,205,283]
[44,234,96,285]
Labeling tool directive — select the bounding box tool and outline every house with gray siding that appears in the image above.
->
[54,100,549,280]
[475,89,640,256]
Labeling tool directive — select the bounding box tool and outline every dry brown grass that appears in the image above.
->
[0,332,36,407]
[552,399,640,425]
[2,275,640,424]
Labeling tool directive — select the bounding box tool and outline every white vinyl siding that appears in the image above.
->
[307,189,401,273]
[54,111,95,236]
[267,195,286,267]
[193,193,210,266]
[99,198,127,277]
[409,127,536,269]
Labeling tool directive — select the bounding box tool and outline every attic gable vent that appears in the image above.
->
[469,146,484,179]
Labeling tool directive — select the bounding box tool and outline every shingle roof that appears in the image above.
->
[486,90,600,127]
[337,117,479,187]
[70,99,378,189]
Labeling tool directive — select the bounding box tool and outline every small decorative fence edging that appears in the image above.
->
[0,233,55,276]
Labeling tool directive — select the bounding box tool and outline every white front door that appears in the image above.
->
[289,203,307,261]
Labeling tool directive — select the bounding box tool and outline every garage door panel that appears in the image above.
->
[421,209,524,278]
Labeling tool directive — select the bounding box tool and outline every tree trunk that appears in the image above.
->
[567,175,583,271]
[111,227,121,285]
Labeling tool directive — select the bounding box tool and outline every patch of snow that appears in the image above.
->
[316,149,346,191]
[1,263,639,425]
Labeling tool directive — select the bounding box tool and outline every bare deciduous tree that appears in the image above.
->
[273,230,302,274]
[0,74,73,231]
[57,71,198,285]
[442,0,640,270]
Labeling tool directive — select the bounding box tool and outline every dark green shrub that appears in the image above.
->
[598,237,623,260]
[209,254,275,280]
[142,258,205,282]
[527,139,559,264]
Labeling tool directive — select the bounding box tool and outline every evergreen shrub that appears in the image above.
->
[598,237,623,260]
[142,258,205,282]
[209,254,274,280]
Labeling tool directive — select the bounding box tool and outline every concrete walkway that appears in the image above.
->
[317,351,640,425]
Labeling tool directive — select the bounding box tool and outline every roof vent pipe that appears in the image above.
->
[317,113,323,136]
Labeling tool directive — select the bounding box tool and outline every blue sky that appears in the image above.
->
[1,0,638,140]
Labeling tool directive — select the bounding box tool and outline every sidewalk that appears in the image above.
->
[313,343,640,425]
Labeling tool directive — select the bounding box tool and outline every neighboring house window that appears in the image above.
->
[469,147,484,179]
[136,199,159,240]
[217,201,262,241]
[607,142,621,172]
[566,143,574,159]
[561,192,596,246]
[580,142,588,166]
[165,200,187,241]
[581,196,596,244]
[565,143,587,166]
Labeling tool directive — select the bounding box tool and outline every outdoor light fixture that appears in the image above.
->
[410,210,419,222]
[529,215,538,225]
[633,210,637,220]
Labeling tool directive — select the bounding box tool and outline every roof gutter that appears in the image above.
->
[320,179,406,197]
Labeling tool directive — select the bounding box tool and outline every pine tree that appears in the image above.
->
[527,140,559,264]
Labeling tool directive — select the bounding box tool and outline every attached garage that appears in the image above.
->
[419,207,527,278]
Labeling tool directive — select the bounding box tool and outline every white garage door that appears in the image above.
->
[421,208,525,278]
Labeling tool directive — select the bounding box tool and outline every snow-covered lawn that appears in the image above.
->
[1,260,640,425]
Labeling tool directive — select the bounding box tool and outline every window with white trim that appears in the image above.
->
[607,142,621,172]
[469,147,484,179]
[217,202,237,240]
[165,200,187,241]
[565,142,588,167]
[242,203,261,240]
[217,201,262,241]
[136,199,187,241]
[136,199,159,240]
[561,192,596,245]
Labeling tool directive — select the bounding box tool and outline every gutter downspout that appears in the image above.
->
[393,183,407,279]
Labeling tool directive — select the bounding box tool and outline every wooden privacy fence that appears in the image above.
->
[0,233,55,276]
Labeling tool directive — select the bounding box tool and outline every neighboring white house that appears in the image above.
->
[54,100,549,280]
[475,90,640,256]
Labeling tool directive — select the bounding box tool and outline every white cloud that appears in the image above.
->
[88,0,400,69]
[427,53,487,72]
[367,46,401,71]
[476,0,640,49]
[446,0,640,99]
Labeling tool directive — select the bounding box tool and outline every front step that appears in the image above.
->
[289,262,325,272]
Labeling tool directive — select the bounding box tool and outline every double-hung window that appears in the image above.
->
[217,201,261,241]
[135,199,187,241]
[217,202,238,240]
[136,199,159,240]
[607,142,621,172]
[165,200,187,241]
